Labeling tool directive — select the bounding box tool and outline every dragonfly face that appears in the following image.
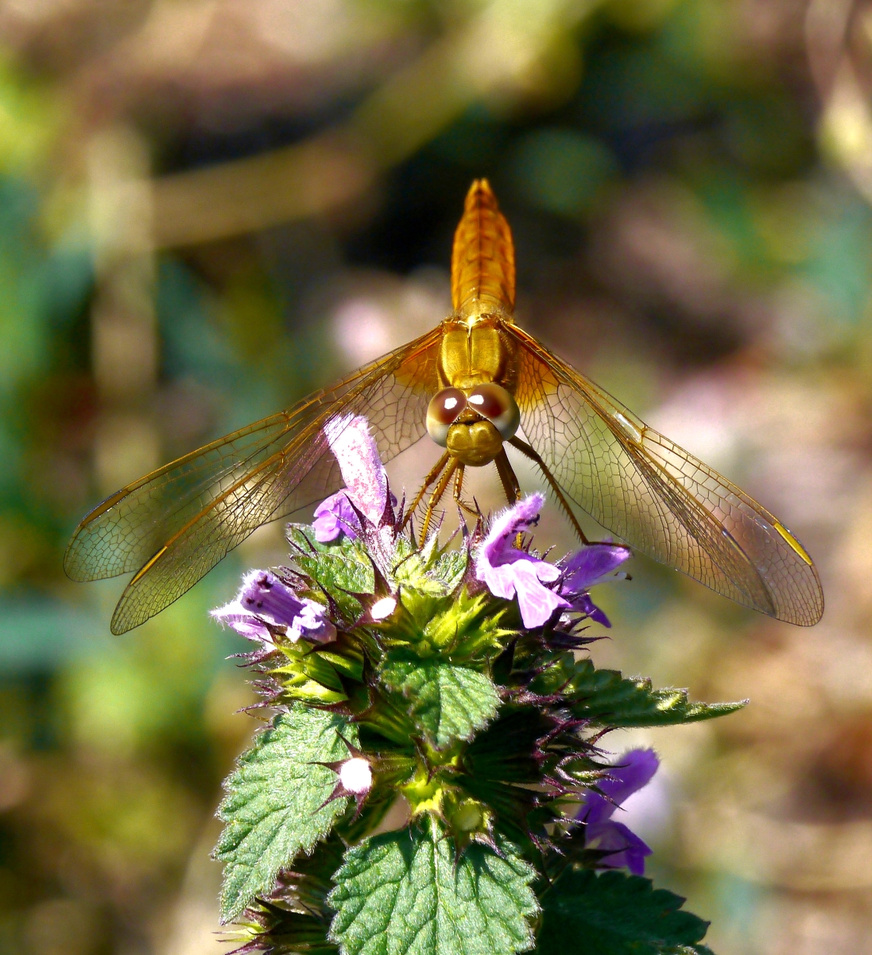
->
[426,380,521,466]
[65,180,824,632]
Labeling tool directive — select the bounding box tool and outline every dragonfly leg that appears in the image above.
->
[508,436,591,544]
[450,462,465,505]
[492,449,526,547]
[404,451,451,534]
[405,451,468,540]
[421,456,463,539]
[493,448,522,504]
[451,462,487,521]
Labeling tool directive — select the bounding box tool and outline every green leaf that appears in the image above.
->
[563,659,746,728]
[273,635,366,705]
[216,703,357,922]
[380,656,500,748]
[386,586,509,661]
[391,537,468,596]
[328,827,538,955]
[537,869,712,955]
[287,527,375,617]
[421,589,511,658]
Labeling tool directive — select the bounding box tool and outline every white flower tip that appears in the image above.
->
[323,413,360,444]
[210,599,243,623]
[370,596,397,620]
[338,757,373,794]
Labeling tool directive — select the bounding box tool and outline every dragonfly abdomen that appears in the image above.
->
[450,179,516,319]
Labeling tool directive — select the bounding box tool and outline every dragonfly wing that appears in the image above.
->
[506,323,823,626]
[65,326,443,632]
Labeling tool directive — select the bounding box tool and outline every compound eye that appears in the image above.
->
[426,387,467,447]
[467,383,520,440]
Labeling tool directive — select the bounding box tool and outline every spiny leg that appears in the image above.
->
[508,435,591,544]
[405,452,484,539]
[493,448,526,547]
[404,451,452,535]
[403,451,458,540]
[449,461,486,521]
[420,455,463,539]
[493,448,522,504]
[450,460,467,513]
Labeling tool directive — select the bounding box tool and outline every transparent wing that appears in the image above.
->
[506,323,823,626]
[65,326,443,633]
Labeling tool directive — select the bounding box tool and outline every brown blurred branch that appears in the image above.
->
[150,0,598,247]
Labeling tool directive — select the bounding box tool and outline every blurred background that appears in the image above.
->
[0,0,870,952]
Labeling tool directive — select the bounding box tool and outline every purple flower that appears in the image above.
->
[315,415,390,539]
[313,491,359,543]
[474,493,567,628]
[558,543,632,628]
[577,748,659,875]
[211,569,336,646]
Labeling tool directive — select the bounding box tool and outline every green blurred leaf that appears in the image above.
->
[509,128,617,217]
[538,869,712,955]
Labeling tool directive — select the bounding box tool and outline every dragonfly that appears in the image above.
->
[66,179,824,633]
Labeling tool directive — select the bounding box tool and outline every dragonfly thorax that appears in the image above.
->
[438,316,519,389]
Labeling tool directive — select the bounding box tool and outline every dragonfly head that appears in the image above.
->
[426,383,520,467]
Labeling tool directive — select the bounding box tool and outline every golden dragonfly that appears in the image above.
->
[66,180,824,633]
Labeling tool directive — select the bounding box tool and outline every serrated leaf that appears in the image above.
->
[422,590,510,658]
[391,545,465,597]
[565,659,746,728]
[380,656,500,748]
[328,828,538,955]
[537,869,711,955]
[216,703,357,922]
[287,527,375,616]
